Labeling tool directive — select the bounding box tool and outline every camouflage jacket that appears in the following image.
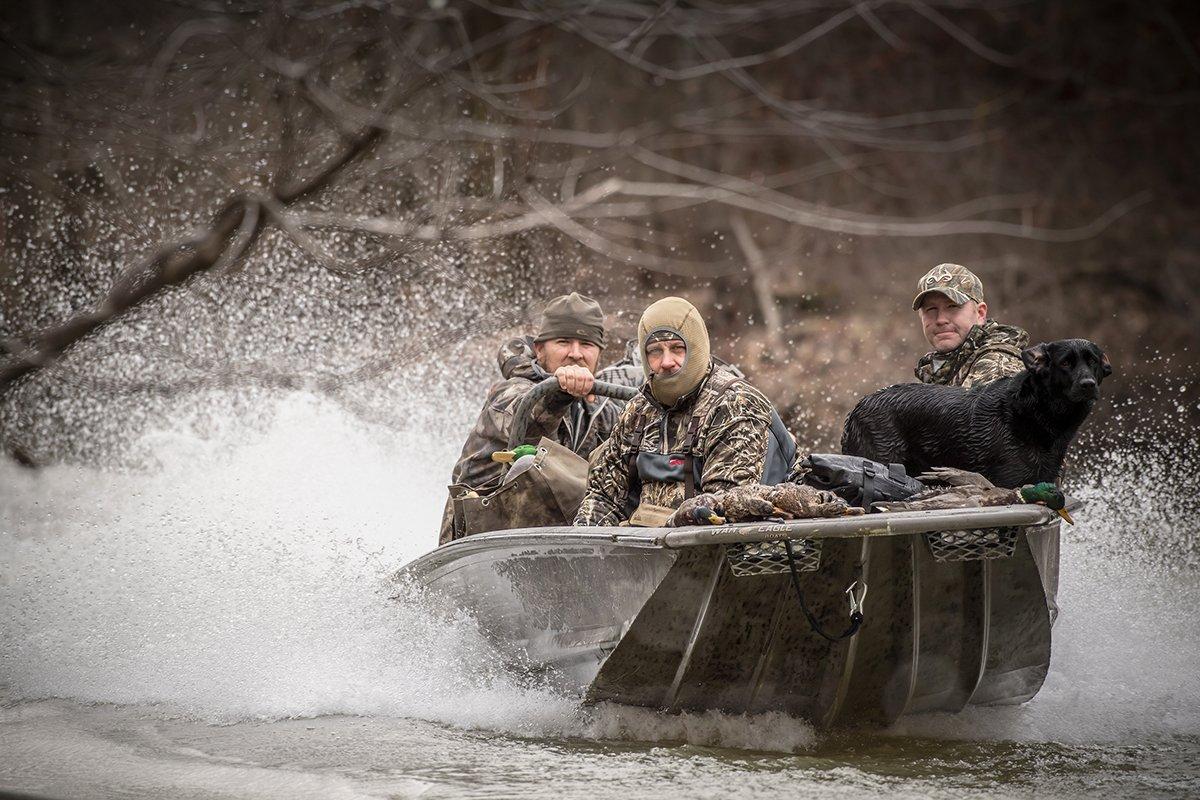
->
[574,362,775,527]
[915,319,1029,388]
[448,336,627,491]
[440,337,629,542]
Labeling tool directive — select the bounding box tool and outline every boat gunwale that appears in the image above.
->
[400,503,1074,578]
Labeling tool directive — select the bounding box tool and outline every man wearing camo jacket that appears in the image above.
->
[912,263,1029,388]
[575,296,793,528]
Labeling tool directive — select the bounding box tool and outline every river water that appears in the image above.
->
[3,393,1199,799]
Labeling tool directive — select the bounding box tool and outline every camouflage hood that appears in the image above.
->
[638,296,710,408]
[497,336,548,383]
[915,319,1029,387]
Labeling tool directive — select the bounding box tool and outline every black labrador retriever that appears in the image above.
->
[841,339,1111,488]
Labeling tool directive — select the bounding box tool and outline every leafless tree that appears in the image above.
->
[2,0,1193,461]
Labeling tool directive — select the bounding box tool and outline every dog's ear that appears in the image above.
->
[1021,343,1049,374]
[1087,342,1113,378]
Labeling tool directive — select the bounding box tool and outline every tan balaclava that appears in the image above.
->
[638,297,711,407]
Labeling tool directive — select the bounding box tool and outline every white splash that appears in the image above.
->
[2,391,1197,751]
[0,392,573,732]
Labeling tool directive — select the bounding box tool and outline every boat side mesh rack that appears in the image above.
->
[726,538,821,577]
[725,526,1022,576]
[924,526,1020,562]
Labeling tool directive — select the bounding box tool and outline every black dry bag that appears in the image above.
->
[796,453,926,510]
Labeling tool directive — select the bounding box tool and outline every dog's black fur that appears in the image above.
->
[841,339,1112,488]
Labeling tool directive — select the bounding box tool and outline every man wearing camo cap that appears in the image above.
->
[912,263,1029,388]
[912,265,1059,624]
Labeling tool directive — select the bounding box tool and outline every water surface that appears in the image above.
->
[3,395,1198,798]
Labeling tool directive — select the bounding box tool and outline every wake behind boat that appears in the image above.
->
[398,504,1063,727]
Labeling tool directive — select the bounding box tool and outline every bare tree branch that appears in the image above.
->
[1,198,257,392]
[731,212,785,353]
[0,86,389,397]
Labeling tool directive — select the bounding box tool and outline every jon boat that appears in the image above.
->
[399,505,1062,727]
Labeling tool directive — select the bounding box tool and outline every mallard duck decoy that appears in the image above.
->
[874,480,1073,524]
[491,444,539,463]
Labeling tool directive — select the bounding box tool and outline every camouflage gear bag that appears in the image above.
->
[447,437,588,539]
[915,319,1029,388]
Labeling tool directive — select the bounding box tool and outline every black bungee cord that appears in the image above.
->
[783,538,865,642]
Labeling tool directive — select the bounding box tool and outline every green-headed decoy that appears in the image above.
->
[491,444,539,463]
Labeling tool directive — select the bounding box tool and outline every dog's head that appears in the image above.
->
[1021,339,1112,402]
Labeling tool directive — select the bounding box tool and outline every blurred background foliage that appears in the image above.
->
[1,0,1197,463]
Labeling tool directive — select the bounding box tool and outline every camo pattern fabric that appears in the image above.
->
[595,339,644,389]
[439,336,627,543]
[574,362,774,526]
[914,319,1029,388]
[912,262,985,308]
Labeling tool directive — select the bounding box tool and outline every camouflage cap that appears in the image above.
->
[912,263,985,310]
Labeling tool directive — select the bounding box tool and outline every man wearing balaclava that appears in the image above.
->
[575,297,786,527]
[440,292,631,543]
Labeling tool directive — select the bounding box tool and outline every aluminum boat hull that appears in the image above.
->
[398,507,1061,726]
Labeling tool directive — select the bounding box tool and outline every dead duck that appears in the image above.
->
[666,483,864,526]
[666,485,780,526]
[666,493,726,527]
[766,482,865,519]
[875,468,1073,524]
[916,466,996,489]
[718,484,781,522]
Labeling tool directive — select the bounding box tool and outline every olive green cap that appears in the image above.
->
[912,263,985,310]
[534,292,606,348]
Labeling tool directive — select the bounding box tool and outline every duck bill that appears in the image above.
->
[1055,508,1075,525]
